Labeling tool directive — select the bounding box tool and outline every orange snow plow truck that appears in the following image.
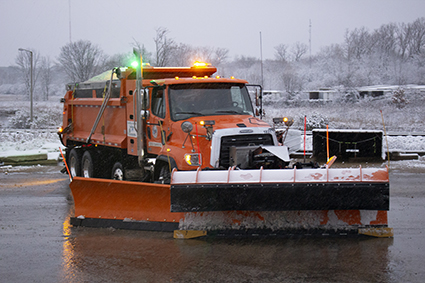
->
[58,52,392,238]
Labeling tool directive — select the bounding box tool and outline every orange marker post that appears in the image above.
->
[326,125,329,163]
[59,147,72,182]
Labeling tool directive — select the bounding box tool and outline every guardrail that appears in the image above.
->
[303,131,425,137]
[0,128,58,134]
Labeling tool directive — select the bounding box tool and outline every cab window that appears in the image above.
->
[151,87,165,118]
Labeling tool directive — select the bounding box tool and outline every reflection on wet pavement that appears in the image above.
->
[61,226,394,282]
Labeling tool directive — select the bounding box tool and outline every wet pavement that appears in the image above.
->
[0,165,424,282]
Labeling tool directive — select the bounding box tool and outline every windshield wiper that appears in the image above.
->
[175,111,203,116]
[215,110,241,114]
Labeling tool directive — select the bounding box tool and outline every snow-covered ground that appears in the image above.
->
[0,131,63,161]
[0,94,64,163]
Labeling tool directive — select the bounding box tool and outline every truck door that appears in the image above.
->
[147,86,168,156]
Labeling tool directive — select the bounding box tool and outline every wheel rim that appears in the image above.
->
[113,168,124,180]
[70,156,77,177]
[159,166,171,184]
[82,158,91,178]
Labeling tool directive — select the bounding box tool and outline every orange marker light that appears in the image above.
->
[193,61,208,67]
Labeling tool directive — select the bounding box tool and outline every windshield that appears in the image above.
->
[169,83,254,121]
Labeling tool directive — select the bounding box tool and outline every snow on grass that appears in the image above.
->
[0,95,63,160]
[0,129,62,157]
[387,136,425,152]
[388,156,425,173]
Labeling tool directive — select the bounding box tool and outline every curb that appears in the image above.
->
[0,153,60,166]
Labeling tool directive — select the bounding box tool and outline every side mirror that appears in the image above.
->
[255,90,260,107]
[142,88,150,109]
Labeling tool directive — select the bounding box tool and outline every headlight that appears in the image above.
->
[184,153,201,166]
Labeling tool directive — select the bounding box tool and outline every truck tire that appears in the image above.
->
[69,148,81,177]
[111,162,125,180]
[81,151,95,178]
[156,163,175,184]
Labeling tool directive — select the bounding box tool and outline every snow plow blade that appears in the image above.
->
[69,177,184,231]
[68,166,392,238]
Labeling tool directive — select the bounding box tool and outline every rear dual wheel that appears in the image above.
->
[80,150,125,180]
[68,148,122,179]
[69,148,81,178]
[81,151,95,178]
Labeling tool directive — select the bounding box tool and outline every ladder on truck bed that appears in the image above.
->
[86,68,116,144]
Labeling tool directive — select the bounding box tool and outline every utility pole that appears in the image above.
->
[309,19,312,69]
[69,0,72,42]
[18,48,33,122]
[260,31,264,87]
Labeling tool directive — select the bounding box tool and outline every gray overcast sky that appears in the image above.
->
[1,0,425,67]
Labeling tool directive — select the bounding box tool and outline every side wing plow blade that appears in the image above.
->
[70,177,184,227]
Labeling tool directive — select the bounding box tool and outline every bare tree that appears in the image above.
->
[344,27,373,60]
[172,43,193,66]
[101,39,154,69]
[291,42,308,62]
[192,46,215,64]
[15,49,40,99]
[373,23,397,56]
[132,38,152,64]
[234,55,259,69]
[58,40,107,82]
[40,56,52,101]
[396,22,413,59]
[154,27,176,67]
[104,53,132,70]
[281,65,302,94]
[213,47,229,66]
[274,44,288,62]
[409,17,425,56]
